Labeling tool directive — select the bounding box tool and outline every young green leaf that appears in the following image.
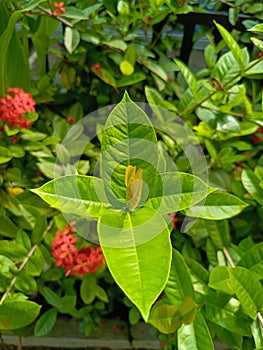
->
[186,192,248,220]
[98,210,172,321]
[31,175,110,218]
[101,92,161,206]
[214,22,244,70]
[145,172,213,214]
[125,165,143,211]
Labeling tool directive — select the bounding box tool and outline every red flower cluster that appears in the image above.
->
[252,127,263,145]
[0,87,36,129]
[53,2,66,16]
[51,222,106,277]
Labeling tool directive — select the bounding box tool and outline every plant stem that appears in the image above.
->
[0,220,53,305]
[257,312,263,328]
[182,55,263,116]
[37,6,74,28]
[222,246,263,328]
[222,246,235,267]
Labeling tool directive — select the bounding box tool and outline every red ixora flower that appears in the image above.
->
[66,116,76,124]
[51,222,106,277]
[53,2,66,16]
[252,127,263,145]
[0,87,36,129]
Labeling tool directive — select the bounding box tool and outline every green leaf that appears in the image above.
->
[241,169,263,205]
[101,92,160,207]
[64,27,80,54]
[0,216,19,238]
[80,276,97,304]
[248,23,263,32]
[62,5,101,20]
[27,247,46,277]
[40,287,76,314]
[214,22,244,70]
[187,219,230,249]
[145,172,213,215]
[204,295,252,336]
[0,3,33,95]
[14,270,38,294]
[165,249,195,306]
[149,297,197,334]
[0,240,28,261]
[251,37,263,51]
[174,59,199,98]
[185,258,210,298]
[95,285,109,303]
[31,175,110,218]
[177,312,214,350]
[209,266,263,319]
[0,301,41,330]
[186,192,248,220]
[145,86,178,120]
[117,72,146,87]
[129,307,141,325]
[102,39,127,51]
[34,308,57,336]
[237,242,263,279]
[0,147,12,164]
[212,50,244,86]
[98,210,172,321]
[143,61,168,81]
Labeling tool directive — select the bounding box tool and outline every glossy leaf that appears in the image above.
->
[34,308,57,336]
[190,219,230,249]
[0,3,30,95]
[248,23,263,32]
[214,22,244,70]
[165,249,195,306]
[80,276,97,304]
[0,216,18,238]
[185,258,211,298]
[241,169,263,205]
[204,295,252,336]
[186,192,248,220]
[177,312,214,350]
[237,242,263,279]
[98,210,172,321]
[145,172,213,215]
[149,297,197,334]
[64,27,80,54]
[174,59,199,98]
[31,175,110,218]
[101,92,160,206]
[0,301,41,330]
[117,73,146,87]
[209,266,263,319]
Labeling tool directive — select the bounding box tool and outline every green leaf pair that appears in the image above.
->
[32,92,246,320]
